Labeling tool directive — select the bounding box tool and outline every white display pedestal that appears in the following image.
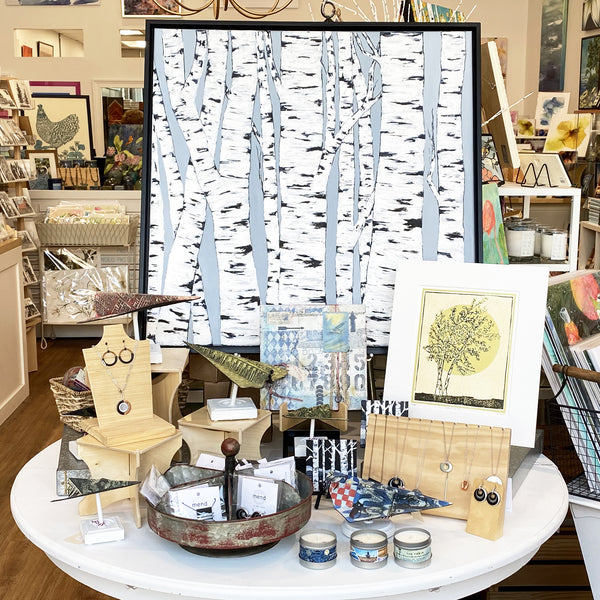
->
[569,495,600,599]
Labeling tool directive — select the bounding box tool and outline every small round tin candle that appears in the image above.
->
[298,529,337,569]
[349,529,388,569]
[393,527,432,568]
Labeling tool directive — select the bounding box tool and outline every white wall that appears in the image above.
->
[0,0,548,154]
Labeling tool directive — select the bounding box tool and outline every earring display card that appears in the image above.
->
[362,414,511,520]
[465,478,506,540]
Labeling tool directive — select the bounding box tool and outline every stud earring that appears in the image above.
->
[101,342,118,367]
[119,340,135,364]
[473,484,487,502]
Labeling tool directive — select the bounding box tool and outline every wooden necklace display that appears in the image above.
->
[388,417,409,489]
[413,419,432,494]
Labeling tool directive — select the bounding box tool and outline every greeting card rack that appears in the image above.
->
[0,77,39,371]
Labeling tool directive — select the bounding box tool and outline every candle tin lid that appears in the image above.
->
[350,528,388,548]
[393,527,431,548]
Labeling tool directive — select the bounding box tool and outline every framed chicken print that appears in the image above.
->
[24,95,93,162]
[140,21,482,349]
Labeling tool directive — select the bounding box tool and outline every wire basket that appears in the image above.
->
[36,216,139,247]
[547,399,600,499]
[49,377,94,433]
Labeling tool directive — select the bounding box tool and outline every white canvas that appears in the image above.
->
[383,261,548,447]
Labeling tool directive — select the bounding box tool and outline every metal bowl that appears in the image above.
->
[147,466,313,556]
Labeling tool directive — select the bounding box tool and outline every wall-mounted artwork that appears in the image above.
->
[539,0,568,91]
[122,0,179,15]
[583,0,600,30]
[140,22,481,349]
[383,261,548,447]
[534,91,570,128]
[24,94,93,161]
[579,35,600,109]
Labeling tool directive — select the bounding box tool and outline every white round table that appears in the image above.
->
[11,442,568,600]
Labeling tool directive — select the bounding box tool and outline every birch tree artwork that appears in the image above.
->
[305,438,358,492]
[142,23,479,349]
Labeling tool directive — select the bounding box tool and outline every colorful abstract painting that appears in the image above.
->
[140,23,481,348]
[544,113,592,157]
[481,134,504,185]
[482,183,508,265]
[539,0,568,92]
[260,305,367,410]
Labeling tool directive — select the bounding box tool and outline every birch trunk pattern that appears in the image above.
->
[278,32,327,304]
[363,32,425,344]
[436,32,466,261]
[144,26,477,348]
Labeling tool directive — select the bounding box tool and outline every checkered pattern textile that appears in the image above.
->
[329,478,357,509]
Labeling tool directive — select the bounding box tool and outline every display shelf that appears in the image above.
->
[498,181,582,272]
[578,220,600,269]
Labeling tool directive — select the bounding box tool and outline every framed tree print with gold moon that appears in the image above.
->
[383,260,548,447]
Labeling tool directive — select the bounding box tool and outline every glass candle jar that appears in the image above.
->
[505,219,536,262]
[350,529,388,569]
[540,228,568,262]
[393,527,432,568]
[298,530,337,569]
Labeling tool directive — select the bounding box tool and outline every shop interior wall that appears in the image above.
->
[0,0,541,156]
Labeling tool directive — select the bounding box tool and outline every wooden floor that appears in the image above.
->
[1,338,113,600]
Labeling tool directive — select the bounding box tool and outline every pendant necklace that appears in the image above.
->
[440,421,456,501]
[413,419,433,494]
[474,427,506,506]
[389,417,409,488]
[460,424,480,491]
[95,340,138,416]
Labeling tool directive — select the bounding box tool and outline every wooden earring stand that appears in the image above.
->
[76,324,182,527]
[362,414,511,521]
[81,324,176,446]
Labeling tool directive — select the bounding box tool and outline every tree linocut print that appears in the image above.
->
[412,290,514,411]
[140,23,480,349]
[383,261,548,447]
[260,305,367,410]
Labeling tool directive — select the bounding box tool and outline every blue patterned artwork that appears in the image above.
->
[140,23,481,348]
[539,0,568,92]
[260,305,367,410]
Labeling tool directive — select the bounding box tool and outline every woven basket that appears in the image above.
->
[49,377,94,433]
[36,216,139,247]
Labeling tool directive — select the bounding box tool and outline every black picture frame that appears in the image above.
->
[579,34,600,110]
[140,20,482,350]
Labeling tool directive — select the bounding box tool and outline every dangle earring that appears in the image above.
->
[473,484,487,502]
[119,340,135,364]
[101,342,118,367]
[486,487,501,506]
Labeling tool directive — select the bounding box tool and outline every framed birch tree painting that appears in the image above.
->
[140,21,482,350]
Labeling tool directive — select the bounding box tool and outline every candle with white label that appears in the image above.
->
[393,527,432,568]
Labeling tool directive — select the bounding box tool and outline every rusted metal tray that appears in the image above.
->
[147,464,312,556]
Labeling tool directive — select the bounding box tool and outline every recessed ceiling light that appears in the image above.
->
[120,29,144,36]
[121,40,147,49]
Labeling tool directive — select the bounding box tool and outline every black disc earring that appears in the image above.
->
[388,476,404,489]
[473,485,487,502]
[487,488,501,506]
[119,340,135,364]
[101,342,118,367]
